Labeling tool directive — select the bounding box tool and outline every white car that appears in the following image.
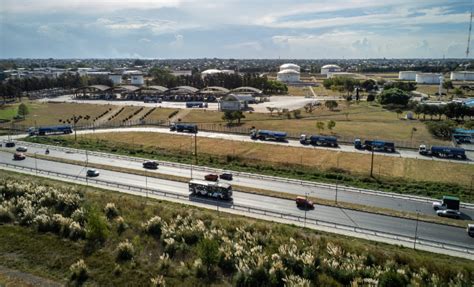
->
[432,201,447,211]
[436,209,461,219]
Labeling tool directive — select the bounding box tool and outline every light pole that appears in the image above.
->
[369,147,375,177]
[304,191,308,228]
[413,211,420,249]
[335,180,338,205]
[190,134,194,179]
[145,172,148,198]
[34,152,38,175]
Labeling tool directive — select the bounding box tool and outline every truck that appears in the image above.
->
[188,179,233,200]
[354,139,395,153]
[186,102,208,108]
[29,125,73,136]
[250,129,287,141]
[432,195,460,211]
[300,134,338,147]
[169,123,198,133]
[419,145,466,160]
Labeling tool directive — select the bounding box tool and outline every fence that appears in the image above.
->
[12,140,474,210]
[0,161,472,256]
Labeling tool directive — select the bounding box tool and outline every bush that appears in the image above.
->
[69,221,85,240]
[143,216,162,238]
[379,271,408,287]
[104,202,119,220]
[378,88,410,106]
[70,259,88,283]
[150,275,166,287]
[0,206,14,223]
[197,238,219,276]
[425,120,457,140]
[367,94,375,102]
[116,240,134,261]
[85,208,109,243]
[115,216,127,234]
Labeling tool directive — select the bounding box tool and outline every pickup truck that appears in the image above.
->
[296,196,314,209]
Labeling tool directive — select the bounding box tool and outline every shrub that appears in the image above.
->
[150,275,166,287]
[71,208,86,225]
[85,208,109,243]
[378,88,410,106]
[367,93,376,102]
[0,206,14,223]
[104,202,119,220]
[425,120,457,140]
[70,259,88,283]
[115,216,127,234]
[378,271,408,287]
[116,240,134,261]
[197,238,219,276]
[142,216,162,238]
[69,221,85,240]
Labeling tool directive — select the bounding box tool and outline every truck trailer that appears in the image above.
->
[300,134,338,147]
[250,129,287,141]
[354,139,395,153]
[433,196,460,211]
[170,123,198,133]
[29,125,73,136]
[419,145,466,160]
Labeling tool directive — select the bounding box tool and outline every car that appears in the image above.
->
[204,174,219,181]
[16,146,28,152]
[86,169,100,177]
[5,141,15,148]
[296,196,314,209]
[13,152,25,160]
[468,224,474,237]
[436,209,461,219]
[143,161,159,169]
[219,173,233,180]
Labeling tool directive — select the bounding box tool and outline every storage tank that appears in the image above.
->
[280,63,300,72]
[131,73,144,86]
[321,64,341,75]
[415,73,442,84]
[277,69,300,82]
[399,71,417,81]
[450,71,474,81]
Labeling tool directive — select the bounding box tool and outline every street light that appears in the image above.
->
[335,180,339,205]
[369,147,375,177]
[304,191,308,228]
[34,152,38,175]
[413,210,420,249]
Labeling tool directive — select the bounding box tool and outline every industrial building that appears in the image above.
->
[399,71,417,81]
[279,63,301,72]
[277,69,300,82]
[320,64,341,75]
[415,73,443,84]
[109,74,122,85]
[201,69,234,77]
[130,73,144,86]
[450,71,474,81]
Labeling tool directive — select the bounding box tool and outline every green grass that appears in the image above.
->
[0,104,20,120]
[24,135,474,203]
[0,169,473,286]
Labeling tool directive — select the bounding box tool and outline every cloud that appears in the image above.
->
[170,34,184,48]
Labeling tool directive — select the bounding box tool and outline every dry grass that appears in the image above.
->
[80,132,474,186]
[287,86,313,97]
[143,107,178,122]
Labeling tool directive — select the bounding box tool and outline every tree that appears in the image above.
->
[197,238,219,276]
[316,121,325,133]
[425,120,457,140]
[222,110,245,125]
[360,79,376,92]
[378,88,410,106]
[266,107,276,116]
[395,109,403,119]
[17,103,29,118]
[453,87,463,96]
[366,93,376,102]
[327,120,336,132]
[443,80,454,94]
[85,207,110,243]
[292,109,302,119]
[325,100,338,111]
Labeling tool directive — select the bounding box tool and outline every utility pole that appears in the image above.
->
[194,132,197,165]
[335,180,338,205]
[34,152,38,175]
[304,192,308,228]
[370,147,375,177]
[413,211,420,249]
[145,172,148,198]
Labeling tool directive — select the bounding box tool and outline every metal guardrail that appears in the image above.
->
[0,161,472,256]
[13,140,474,210]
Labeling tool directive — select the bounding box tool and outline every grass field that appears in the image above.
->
[0,170,472,286]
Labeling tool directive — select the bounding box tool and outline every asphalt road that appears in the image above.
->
[7,142,474,220]
[1,150,473,251]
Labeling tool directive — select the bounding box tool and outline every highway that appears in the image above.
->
[6,141,474,220]
[70,127,474,164]
[1,150,473,254]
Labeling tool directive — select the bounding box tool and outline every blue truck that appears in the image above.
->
[169,123,198,133]
[186,102,208,108]
[29,125,73,136]
[419,145,467,160]
[250,129,287,141]
[354,139,395,153]
[300,134,338,147]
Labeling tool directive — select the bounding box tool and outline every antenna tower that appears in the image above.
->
[466,8,473,59]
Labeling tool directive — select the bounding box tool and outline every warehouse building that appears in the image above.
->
[450,71,474,81]
[415,73,443,84]
[399,71,417,81]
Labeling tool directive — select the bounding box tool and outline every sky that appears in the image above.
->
[0,0,473,59]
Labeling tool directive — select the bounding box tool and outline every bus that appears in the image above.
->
[188,179,233,200]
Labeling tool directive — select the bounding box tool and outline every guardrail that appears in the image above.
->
[12,140,474,210]
[0,161,472,256]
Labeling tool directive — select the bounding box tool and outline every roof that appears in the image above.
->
[442,196,460,201]
[89,85,111,91]
[222,94,254,102]
[200,86,230,94]
[280,63,300,69]
[278,69,300,74]
[140,85,168,92]
[230,86,262,94]
[113,85,140,92]
[167,86,199,94]
[322,64,341,69]
[201,69,222,74]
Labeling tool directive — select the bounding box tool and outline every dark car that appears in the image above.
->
[204,174,219,181]
[86,169,100,177]
[219,173,233,180]
[16,146,28,152]
[296,196,314,209]
[436,209,461,219]
[468,224,474,237]
[143,161,159,169]
[13,152,25,160]
[5,141,15,148]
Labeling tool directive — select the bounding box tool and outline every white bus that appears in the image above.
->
[188,179,233,200]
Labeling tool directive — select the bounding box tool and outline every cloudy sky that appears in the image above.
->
[0,0,472,59]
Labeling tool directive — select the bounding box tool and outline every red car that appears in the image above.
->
[204,174,219,181]
[13,152,26,160]
[296,196,314,209]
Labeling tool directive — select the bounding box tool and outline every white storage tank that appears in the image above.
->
[131,73,144,86]
[321,64,341,75]
[450,71,474,81]
[399,71,417,81]
[415,73,442,84]
[109,74,122,85]
[277,69,300,82]
[280,63,300,72]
